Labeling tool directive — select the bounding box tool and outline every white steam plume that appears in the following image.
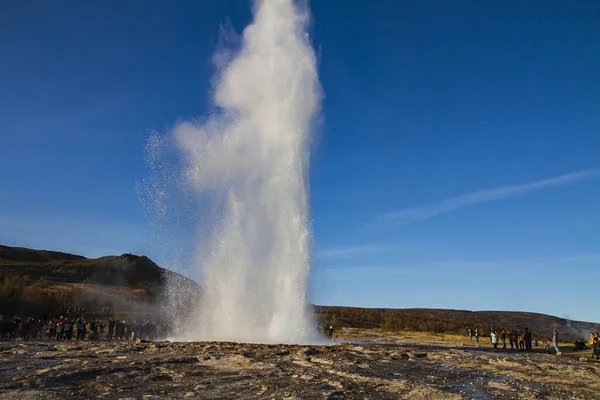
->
[170,0,322,343]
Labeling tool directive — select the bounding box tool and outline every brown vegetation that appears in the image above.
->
[0,272,74,317]
[0,245,199,320]
[314,306,600,342]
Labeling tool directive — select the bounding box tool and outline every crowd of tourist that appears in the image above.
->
[467,327,538,350]
[3,311,600,360]
[467,326,600,358]
[0,312,166,341]
[322,324,334,339]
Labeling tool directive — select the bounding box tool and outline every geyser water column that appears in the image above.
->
[173,0,322,343]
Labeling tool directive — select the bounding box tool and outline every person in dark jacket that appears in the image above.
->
[524,328,532,351]
[593,333,600,360]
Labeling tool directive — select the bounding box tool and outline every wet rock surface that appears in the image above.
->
[1,339,599,399]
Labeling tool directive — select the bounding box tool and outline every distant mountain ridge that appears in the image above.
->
[314,306,600,341]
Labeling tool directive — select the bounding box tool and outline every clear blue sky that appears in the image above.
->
[1,1,599,321]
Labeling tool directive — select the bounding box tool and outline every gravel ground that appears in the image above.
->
[1,336,599,399]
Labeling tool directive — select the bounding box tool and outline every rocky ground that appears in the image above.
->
[1,332,599,399]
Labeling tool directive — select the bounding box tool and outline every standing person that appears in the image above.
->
[524,328,532,351]
[508,330,514,349]
[37,319,43,340]
[48,319,56,339]
[124,320,130,340]
[15,316,22,340]
[56,318,63,341]
[22,318,30,341]
[131,321,137,340]
[491,331,498,349]
[90,318,98,339]
[116,320,123,340]
[468,329,472,344]
[76,318,84,340]
[500,330,507,349]
[107,318,115,340]
[552,329,560,354]
[475,328,480,347]
[99,320,106,340]
[120,320,126,340]
[518,331,525,350]
[593,333,600,360]
[65,319,73,340]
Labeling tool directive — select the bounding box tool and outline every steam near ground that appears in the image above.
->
[143,0,323,343]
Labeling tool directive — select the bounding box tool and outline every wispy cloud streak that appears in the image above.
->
[379,168,600,225]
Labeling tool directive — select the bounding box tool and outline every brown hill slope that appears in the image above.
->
[0,244,199,319]
[0,244,169,285]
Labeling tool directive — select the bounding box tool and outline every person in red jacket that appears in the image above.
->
[511,330,518,350]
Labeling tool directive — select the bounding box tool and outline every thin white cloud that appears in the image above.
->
[378,168,600,225]
[316,243,390,259]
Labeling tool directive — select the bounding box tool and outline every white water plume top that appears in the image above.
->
[171,0,322,343]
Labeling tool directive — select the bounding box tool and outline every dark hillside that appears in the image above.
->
[0,245,166,286]
[0,245,85,263]
[0,244,199,319]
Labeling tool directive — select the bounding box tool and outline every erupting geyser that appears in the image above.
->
[167,0,322,343]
